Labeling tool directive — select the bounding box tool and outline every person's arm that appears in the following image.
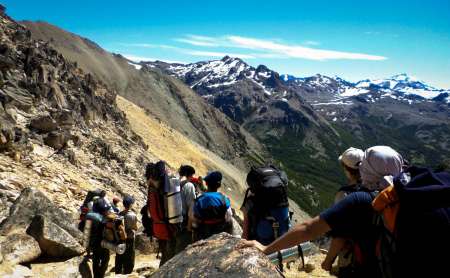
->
[132,213,138,231]
[321,237,346,271]
[238,216,331,255]
[242,211,249,240]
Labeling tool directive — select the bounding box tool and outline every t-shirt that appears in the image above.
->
[120,210,137,239]
[320,192,379,276]
[181,181,197,217]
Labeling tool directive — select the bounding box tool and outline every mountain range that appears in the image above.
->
[18,21,450,215]
[145,56,450,214]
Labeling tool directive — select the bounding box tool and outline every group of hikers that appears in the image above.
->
[79,145,450,278]
[78,189,138,277]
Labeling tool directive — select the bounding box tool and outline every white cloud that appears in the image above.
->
[226,36,387,61]
[174,34,386,61]
[175,38,218,47]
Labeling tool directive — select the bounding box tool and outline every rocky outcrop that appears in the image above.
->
[0,187,84,263]
[30,256,92,278]
[0,187,81,239]
[27,215,84,258]
[0,233,41,264]
[151,233,282,278]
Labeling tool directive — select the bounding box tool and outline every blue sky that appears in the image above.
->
[3,0,450,87]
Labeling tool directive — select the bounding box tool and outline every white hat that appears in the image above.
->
[339,147,364,169]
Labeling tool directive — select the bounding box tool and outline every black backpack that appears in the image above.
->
[140,204,153,239]
[245,165,289,209]
[243,165,290,244]
[371,167,450,278]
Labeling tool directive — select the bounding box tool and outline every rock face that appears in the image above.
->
[0,187,81,239]
[151,233,282,278]
[27,215,84,258]
[0,187,84,262]
[0,233,41,264]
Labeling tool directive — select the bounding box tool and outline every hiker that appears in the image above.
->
[146,161,183,266]
[190,171,233,241]
[322,147,364,275]
[89,198,112,278]
[177,165,197,250]
[78,189,106,231]
[115,195,138,274]
[241,164,291,245]
[238,146,405,278]
[112,196,121,214]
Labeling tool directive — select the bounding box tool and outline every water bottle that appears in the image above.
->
[267,241,314,265]
[100,240,126,255]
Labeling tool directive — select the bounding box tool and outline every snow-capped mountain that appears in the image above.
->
[283,72,450,105]
[143,56,449,105]
[143,56,450,215]
[342,73,449,101]
[145,56,287,97]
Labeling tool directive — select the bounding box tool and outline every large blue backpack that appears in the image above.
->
[372,167,450,278]
[243,165,291,245]
[193,192,231,240]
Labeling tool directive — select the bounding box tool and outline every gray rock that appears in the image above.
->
[231,217,243,237]
[0,264,34,278]
[0,187,82,242]
[151,233,282,278]
[0,233,41,265]
[27,215,84,258]
[30,115,59,132]
[44,131,69,149]
[30,256,92,278]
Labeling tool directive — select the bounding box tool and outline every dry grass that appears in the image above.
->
[284,253,336,278]
[116,96,247,208]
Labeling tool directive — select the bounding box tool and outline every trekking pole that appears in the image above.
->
[267,241,313,272]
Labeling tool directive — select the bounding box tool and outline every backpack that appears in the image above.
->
[103,212,127,243]
[194,192,229,222]
[193,192,231,240]
[147,183,182,240]
[243,165,290,245]
[371,167,450,278]
[78,189,104,231]
[140,204,153,238]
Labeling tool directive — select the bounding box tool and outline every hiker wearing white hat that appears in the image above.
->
[322,147,364,273]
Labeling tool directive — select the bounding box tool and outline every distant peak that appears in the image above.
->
[390,73,417,82]
[221,55,231,61]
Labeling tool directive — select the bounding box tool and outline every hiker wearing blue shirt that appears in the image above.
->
[190,171,233,241]
[238,146,407,278]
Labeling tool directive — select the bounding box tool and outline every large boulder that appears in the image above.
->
[31,256,92,278]
[0,187,81,241]
[0,233,41,265]
[151,233,282,278]
[0,264,34,278]
[27,215,84,258]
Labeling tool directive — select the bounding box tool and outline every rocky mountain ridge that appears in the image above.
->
[21,21,265,166]
[0,8,300,277]
[147,56,450,215]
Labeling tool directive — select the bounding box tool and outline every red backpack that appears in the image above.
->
[147,187,171,240]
